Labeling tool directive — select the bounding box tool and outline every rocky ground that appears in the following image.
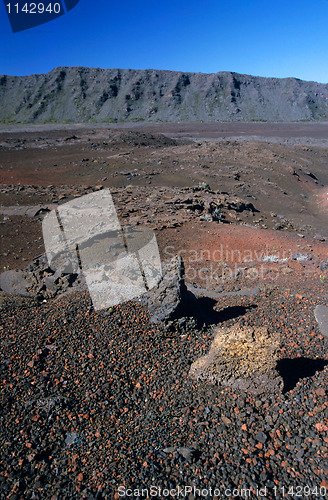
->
[0,123,328,499]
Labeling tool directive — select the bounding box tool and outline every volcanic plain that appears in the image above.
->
[0,122,327,499]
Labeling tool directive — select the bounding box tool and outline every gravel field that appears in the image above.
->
[1,267,328,498]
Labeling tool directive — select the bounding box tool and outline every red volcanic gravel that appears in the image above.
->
[1,241,328,499]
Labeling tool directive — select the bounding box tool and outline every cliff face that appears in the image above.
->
[1,67,328,123]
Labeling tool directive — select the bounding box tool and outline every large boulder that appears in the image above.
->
[0,254,83,300]
[0,270,33,296]
[189,325,283,394]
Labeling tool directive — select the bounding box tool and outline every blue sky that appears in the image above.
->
[1,0,327,83]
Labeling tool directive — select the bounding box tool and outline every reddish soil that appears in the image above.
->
[1,123,327,275]
[157,222,327,294]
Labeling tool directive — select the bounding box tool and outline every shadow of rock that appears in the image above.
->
[175,293,257,327]
[277,357,328,393]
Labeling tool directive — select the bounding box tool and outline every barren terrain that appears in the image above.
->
[0,122,327,498]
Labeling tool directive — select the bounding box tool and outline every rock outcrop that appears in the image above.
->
[140,255,189,323]
[0,254,84,300]
[189,325,283,394]
[0,253,190,323]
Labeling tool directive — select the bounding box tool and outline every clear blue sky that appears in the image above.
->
[1,0,328,83]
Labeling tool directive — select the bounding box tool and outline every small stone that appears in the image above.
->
[43,276,57,292]
[163,447,177,454]
[255,431,267,443]
[65,432,79,446]
[292,252,311,261]
[221,416,232,425]
[315,422,328,432]
[314,305,328,337]
[197,182,211,190]
[320,259,328,271]
[314,234,326,241]
[177,447,196,459]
